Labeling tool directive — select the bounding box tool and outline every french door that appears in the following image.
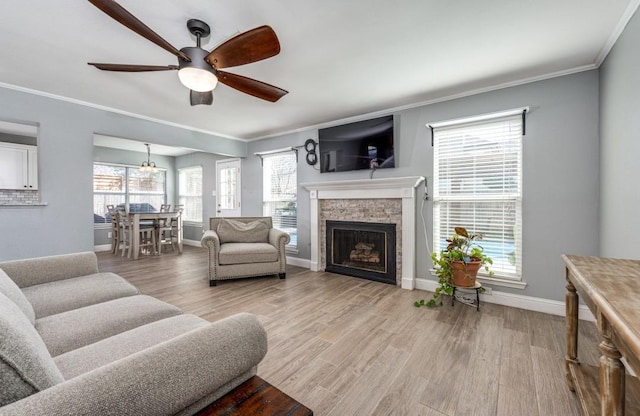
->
[215,158,241,217]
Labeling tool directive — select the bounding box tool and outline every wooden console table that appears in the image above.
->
[195,376,313,416]
[563,255,640,415]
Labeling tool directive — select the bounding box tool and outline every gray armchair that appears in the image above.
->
[201,217,290,287]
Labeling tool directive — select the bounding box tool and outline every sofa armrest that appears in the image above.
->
[0,252,100,288]
[269,228,291,250]
[269,229,290,275]
[201,229,220,251]
[1,313,268,416]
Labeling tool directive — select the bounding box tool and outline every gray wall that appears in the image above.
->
[245,70,601,301]
[0,86,246,261]
[599,8,640,258]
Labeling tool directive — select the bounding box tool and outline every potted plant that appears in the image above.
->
[415,227,493,308]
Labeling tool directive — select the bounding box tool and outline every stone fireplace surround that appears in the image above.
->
[303,176,425,289]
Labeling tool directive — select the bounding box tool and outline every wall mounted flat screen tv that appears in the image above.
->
[319,115,395,173]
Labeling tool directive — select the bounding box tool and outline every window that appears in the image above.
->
[262,152,297,250]
[178,166,203,223]
[93,163,166,224]
[432,110,523,279]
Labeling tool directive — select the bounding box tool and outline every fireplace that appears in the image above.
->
[303,176,425,289]
[325,220,396,285]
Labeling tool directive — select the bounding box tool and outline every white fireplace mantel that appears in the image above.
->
[302,176,425,290]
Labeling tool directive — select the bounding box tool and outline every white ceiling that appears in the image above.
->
[0,1,637,141]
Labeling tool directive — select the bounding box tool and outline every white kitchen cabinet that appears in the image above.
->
[0,143,38,190]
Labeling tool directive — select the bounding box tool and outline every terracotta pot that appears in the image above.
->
[451,260,481,287]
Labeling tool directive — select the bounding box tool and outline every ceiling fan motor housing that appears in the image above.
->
[178,47,213,71]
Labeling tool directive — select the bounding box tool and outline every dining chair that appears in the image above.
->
[106,205,119,255]
[158,206,183,253]
[117,208,156,258]
[160,204,171,212]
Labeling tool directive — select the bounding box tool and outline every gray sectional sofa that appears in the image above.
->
[0,251,268,415]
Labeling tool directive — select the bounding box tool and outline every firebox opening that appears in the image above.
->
[325,220,396,285]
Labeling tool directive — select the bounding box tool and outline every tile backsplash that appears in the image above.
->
[0,190,40,205]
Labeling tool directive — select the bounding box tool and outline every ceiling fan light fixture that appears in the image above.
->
[178,67,218,92]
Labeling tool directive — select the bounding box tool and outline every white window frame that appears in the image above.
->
[178,166,203,224]
[430,108,526,282]
[261,150,297,252]
[93,162,167,227]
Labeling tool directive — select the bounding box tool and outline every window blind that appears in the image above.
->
[433,113,523,279]
[178,166,203,223]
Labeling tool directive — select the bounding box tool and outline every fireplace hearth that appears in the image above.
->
[325,220,396,285]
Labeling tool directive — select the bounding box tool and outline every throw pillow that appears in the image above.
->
[0,268,35,324]
[217,219,270,244]
[0,291,64,406]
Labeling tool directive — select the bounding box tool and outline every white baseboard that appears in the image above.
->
[183,239,201,247]
[287,256,311,268]
[415,277,595,322]
[93,244,111,252]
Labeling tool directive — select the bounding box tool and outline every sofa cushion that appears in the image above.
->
[217,218,270,244]
[22,272,139,319]
[0,292,64,407]
[0,268,35,324]
[36,295,183,357]
[218,243,279,265]
[54,314,209,380]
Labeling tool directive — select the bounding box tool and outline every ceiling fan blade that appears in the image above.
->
[89,63,178,72]
[190,90,213,106]
[206,26,281,69]
[88,0,190,62]
[217,70,288,102]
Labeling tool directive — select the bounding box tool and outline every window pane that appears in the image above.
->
[262,153,297,248]
[93,165,125,192]
[93,194,124,224]
[219,167,238,210]
[129,195,164,212]
[93,165,126,223]
[179,166,203,222]
[434,200,519,276]
[129,168,165,194]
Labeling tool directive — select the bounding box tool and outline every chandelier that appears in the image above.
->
[140,143,158,173]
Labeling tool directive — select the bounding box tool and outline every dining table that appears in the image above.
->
[130,211,183,260]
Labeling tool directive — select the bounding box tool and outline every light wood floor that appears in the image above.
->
[97,246,600,416]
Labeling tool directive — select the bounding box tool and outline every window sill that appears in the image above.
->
[476,275,527,289]
[1,202,48,207]
[429,269,527,290]
[183,221,203,227]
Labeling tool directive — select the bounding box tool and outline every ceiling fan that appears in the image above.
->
[86,0,288,106]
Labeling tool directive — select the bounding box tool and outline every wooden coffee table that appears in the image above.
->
[196,376,313,416]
